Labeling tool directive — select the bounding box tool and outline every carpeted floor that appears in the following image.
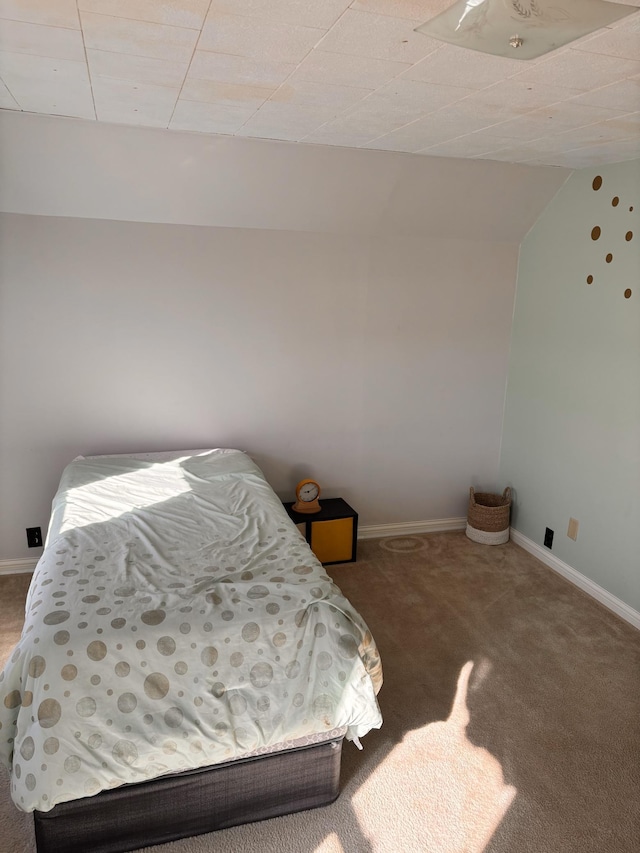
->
[1,533,639,853]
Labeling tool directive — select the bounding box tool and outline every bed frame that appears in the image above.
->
[34,735,343,853]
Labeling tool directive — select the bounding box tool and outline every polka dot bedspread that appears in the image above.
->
[0,449,382,812]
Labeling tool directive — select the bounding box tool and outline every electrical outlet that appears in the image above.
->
[544,527,554,549]
[567,518,579,541]
[26,527,42,548]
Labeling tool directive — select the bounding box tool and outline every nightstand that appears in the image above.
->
[283,498,358,565]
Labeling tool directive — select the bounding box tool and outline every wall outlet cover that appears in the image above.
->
[544,527,554,549]
[26,527,43,548]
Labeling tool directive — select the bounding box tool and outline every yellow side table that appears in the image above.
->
[283,498,358,565]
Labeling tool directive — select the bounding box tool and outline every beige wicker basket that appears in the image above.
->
[466,486,511,545]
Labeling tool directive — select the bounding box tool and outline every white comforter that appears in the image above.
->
[0,450,382,812]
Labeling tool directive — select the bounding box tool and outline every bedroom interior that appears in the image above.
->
[0,1,639,852]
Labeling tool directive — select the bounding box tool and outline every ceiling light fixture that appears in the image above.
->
[415,0,638,60]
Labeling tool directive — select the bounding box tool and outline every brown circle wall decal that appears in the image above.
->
[612,196,619,207]
[624,289,632,299]
[606,253,613,263]
[592,176,602,190]
[586,275,593,284]
[630,206,634,212]
[591,226,601,240]
[626,231,633,241]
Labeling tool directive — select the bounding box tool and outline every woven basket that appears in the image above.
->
[466,486,511,545]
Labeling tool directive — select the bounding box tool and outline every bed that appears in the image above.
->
[0,449,382,853]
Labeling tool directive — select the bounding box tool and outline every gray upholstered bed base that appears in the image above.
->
[33,736,343,853]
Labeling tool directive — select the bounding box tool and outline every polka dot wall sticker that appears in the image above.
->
[625,289,632,299]
[612,196,619,207]
[593,175,603,190]
[606,253,613,263]
[591,226,601,240]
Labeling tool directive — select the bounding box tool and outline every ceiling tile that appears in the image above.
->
[92,75,179,126]
[567,76,640,112]
[363,112,470,153]
[87,49,189,88]
[536,138,640,168]
[78,1,210,29]
[0,50,94,117]
[420,134,514,159]
[236,101,336,140]
[208,0,352,30]
[512,49,640,92]
[270,79,372,109]
[0,0,79,28]
[170,98,256,133]
[199,11,323,64]
[433,90,522,128]
[189,50,296,88]
[0,3,636,168]
[491,101,628,140]
[402,44,525,90]
[305,98,437,144]
[0,74,19,108]
[475,78,583,114]
[544,118,637,149]
[0,19,86,62]
[181,78,274,108]
[301,123,378,147]
[80,11,199,62]
[317,9,441,63]
[573,26,640,61]
[365,77,474,114]
[350,1,452,22]
[294,49,409,89]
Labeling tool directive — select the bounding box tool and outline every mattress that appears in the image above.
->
[0,449,382,813]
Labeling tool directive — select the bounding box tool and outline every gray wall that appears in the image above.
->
[1,213,518,559]
[500,160,640,611]
[0,111,568,562]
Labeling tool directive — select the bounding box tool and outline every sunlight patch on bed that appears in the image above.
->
[56,461,192,534]
[351,662,516,852]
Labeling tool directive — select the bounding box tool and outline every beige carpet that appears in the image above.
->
[1,533,639,853]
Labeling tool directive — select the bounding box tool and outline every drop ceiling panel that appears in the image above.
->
[316,9,440,63]
[236,101,337,140]
[180,78,274,108]
[0,74,18,108]
[188,49,296,87]
[87,48,190,88]
[0,18,85,61]
[80,11,199,62]
[198,12,324,64]
[512,49,640,92]
[208,0,353,31]
[91,75,179,126]
[270,79,372,109]
[78,1,210,29]
[0,0,638,167]
[170,98,256,134]
[402,44,526,90]
[294,49,409,89]
[0,0,80,28]
[568,76,640,110]
[0,51,94,118]
[573,25,640,59]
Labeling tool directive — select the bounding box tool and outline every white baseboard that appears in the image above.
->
[0,558,38,576]
[358,517,467,540]
[510,528,640,631]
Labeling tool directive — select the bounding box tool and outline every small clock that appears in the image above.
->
[292,479,321,514]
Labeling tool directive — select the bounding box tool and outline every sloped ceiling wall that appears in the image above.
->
[0,111,569,240]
